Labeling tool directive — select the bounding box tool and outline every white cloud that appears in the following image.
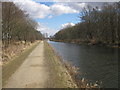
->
[37,22,58,36]
[12,0,50,19]
[68,3,87,11]
[37,22,75,36]
[10,0,86,19]
[61,23,75,29]
[48,15,53,19]
[50,3,79,15]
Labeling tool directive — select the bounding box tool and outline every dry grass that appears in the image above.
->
[2,41,35,63]
[64,61,101,89]
[44,41,77,88]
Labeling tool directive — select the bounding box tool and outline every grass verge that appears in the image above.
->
[2,42,40,86]
[44,41,77,88]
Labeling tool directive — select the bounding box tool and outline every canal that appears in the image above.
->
[48,41,119,88]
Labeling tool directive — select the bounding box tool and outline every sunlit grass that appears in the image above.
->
[44,41,77,88]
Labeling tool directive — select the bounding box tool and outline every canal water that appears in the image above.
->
[48,41,119,88]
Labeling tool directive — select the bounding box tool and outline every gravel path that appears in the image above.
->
[4,41,49,88]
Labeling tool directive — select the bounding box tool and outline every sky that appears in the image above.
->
[9,0,111,36]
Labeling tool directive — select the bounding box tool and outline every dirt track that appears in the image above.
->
[4,41,49,88]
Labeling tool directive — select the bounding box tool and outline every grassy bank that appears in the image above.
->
[44,41,77,88]
[44,41,101,88]
[2,41,40,86]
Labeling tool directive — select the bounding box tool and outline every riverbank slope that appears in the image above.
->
[44,41,77,88]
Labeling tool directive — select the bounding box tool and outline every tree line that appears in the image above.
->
[2,2,43,48]
[54,2,120,46]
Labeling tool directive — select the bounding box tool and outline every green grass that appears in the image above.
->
[2,42,40,86]
[44,41,77,88]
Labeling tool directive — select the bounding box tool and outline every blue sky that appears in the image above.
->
[33,2,82,36]
[13,0,88,36]
[39,2,55,6]
[35,13,79,30]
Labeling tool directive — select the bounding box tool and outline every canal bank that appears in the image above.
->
[44,41,77,88]
[51,40,120,48]
[44,41,101,88]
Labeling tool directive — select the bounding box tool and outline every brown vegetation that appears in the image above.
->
[64,61,102,88]
[2,41,40,64]
[53,2,120,48]
[44,41,77,88]
[2,2,43,63]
